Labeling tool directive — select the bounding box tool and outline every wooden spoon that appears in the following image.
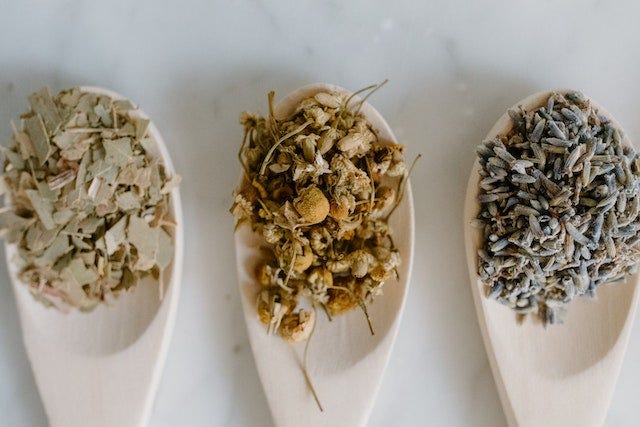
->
[234,83,414,427]
[464,90,640,427]
[5,86,184,427]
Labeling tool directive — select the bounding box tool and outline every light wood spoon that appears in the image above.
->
[234,83,414,427]
[5,86,184,427]
[464,90,640,427]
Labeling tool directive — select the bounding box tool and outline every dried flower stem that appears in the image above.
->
[259,119,313,176]
[327,285,375,335]
[386,153,421,221]
[354,79,388,116]
[302,305,324,412]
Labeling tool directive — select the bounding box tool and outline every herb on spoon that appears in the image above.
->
[475,91,640,324]
[231,84,408,342]
[0,88,180,311]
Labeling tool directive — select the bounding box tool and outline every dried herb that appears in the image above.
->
[0,87,180,311]
[475,91,640,324]
[231,85,407,342]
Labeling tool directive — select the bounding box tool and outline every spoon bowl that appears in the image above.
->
[464,90,640,427]
[234,83,414,426]
[6,86,184,427]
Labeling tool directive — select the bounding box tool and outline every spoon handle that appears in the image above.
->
[13,276,180,427]
[493,297,639,427]
[4,85,183,427]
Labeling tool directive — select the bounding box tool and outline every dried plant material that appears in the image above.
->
[294,185,329,224]
[475,91,640,325]
[280,309,315,343]
[231,85,407,344]
[1,87,179,311]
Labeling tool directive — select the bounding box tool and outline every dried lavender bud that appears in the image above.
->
[476,91,640,325]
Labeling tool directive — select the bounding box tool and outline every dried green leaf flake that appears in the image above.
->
[28,88,62,134]
[94,103,113,127]
[105,216,127,255]
[2,147,25,169]
[0,87,180,311]
[127,215,160,270]
[26,189,55,230]
[114,99,135,112]
[134,118,150,140]
[103,137,134,167]
[11,121,35,160]
[23,115,50,165]
[52,207,74,225]
[115,191,141,210]
[35,234,71,267]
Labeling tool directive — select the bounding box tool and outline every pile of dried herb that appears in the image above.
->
[231,85,408,343]
[475,91,640,324]
[0,88,180,311]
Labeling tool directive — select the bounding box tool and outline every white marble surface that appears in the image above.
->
[1,0,640,426]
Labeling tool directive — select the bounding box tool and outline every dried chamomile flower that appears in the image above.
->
[231,83,408,345]
[476,91,640,325]
[307,267,332,304]
[294,185,330,224]
[326,278,361,316]
[280,309,315,343]
[0,87,180,310]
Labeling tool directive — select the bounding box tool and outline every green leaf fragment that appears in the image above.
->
[75,151,90,190]
[24,114,51,165]
[37,181,58,201]
[94,103,113,127]
[24,223,58,253]
[53,207,74,225]
[78,215,103,234]
[134,118,150,140]
[104,138,133,168]
[71,235,91,251]
[64,258,99,285]
[52,130,82,150]
[59,135,92,160]
[59,88,82,107]
[127,215,159,271]
[0,210,30,242]
[28,88,62,134]
[115,191,141,210]
[114,99,135,112]
[140,136,159,157]
[60,258,99,309]
[120,267,137,291]
[105,216,127,255]
[2,146,25,170]
[1,87,179,311]
[35,234,71,267]
[11,121,35,160]
[26,189,55,230]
